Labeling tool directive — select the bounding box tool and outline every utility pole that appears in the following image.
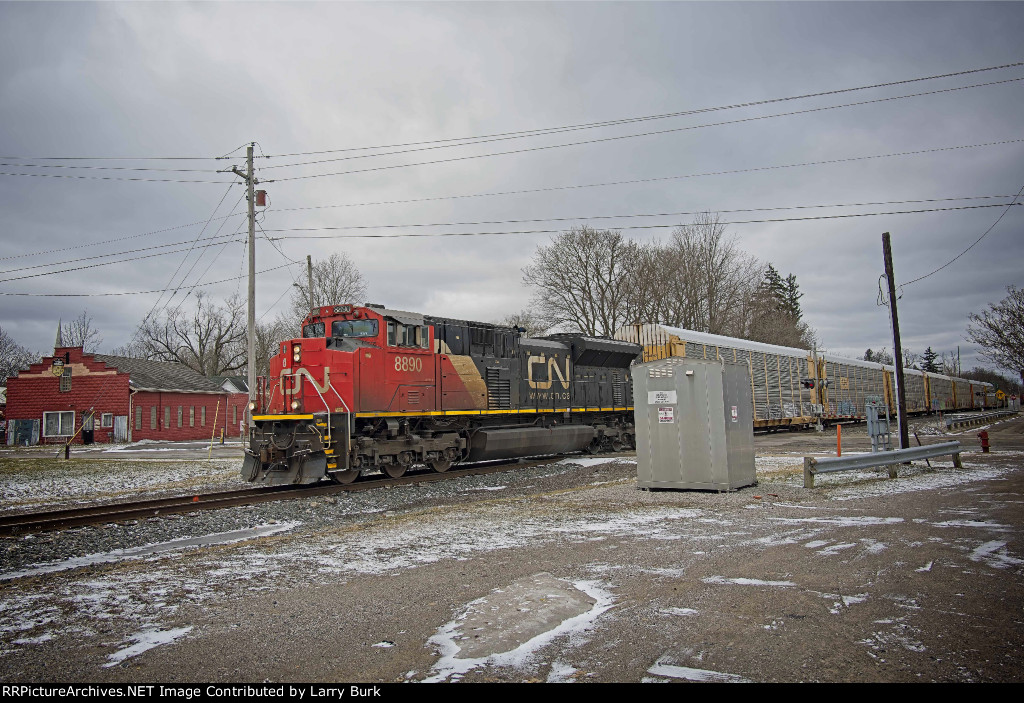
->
[882,232,909,449]
[232,143,257,426]
[307,255,314,312]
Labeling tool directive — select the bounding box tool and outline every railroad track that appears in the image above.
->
[0,455,605,536]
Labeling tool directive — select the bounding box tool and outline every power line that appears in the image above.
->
[0,162,222,173]
[268,138,1024,213]
[266,77,1024,183]
[256,61,1024,161]
[266,203,1022,240]
[902,184,1024,286]
[261,194,1018,234]
[0,171,233,184]
[0,234,244,280]
[0,211,246,263]
[0,263,295,297]
[3,203,1017,297]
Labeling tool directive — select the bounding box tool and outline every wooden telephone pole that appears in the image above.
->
[882,232,909,450]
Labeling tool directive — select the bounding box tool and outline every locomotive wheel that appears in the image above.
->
[382,463,406,479]
[429,459,452,473]
[611,439,625,452]
[329,469,360,484]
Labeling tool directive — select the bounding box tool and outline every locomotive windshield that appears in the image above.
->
[331,319,379,338]
[302,321,325,338]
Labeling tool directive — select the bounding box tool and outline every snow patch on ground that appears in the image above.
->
[702,576,796,588]
[0,523,300,582]
[647,657,751,683]
[557,457,635,467]
[103,627,192,668]
[423,579,614,683]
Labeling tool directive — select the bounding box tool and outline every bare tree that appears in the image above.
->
[496,309,552,338]
[137,292,248,375]
[522,226,641,336]
[967,286,1024,384]
[289,253,367,321]
[64,310,103,352]
[254,314,295,379]
[0,326,38,382]
[639,213,760,335]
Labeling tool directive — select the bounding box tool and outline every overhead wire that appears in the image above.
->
[0,263,296,297]
[0,211,246,263]
[902,184,1024,286]
[260,194,1020,234]
[255,61,1024,161]
[267,138,1024,213]
[265,203,1023,240]
[265,77,1024,182]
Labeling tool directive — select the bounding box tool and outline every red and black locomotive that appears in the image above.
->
[243,304,640,486]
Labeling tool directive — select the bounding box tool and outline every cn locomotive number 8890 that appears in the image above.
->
[243,304,641,486]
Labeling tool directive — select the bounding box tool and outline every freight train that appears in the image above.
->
[243,304,641,486]
[615,323,995,430]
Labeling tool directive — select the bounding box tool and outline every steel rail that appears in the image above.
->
[0,454,605,536]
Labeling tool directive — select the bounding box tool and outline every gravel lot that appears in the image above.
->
[0,417,1021,682]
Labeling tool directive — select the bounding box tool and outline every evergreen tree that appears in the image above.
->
[921,346,940,373]
[783,273,803,320]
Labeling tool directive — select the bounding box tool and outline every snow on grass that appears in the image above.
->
[0,523,300,582]
[660,607,699,617]
[0,457,246,511]
[103,627,192,668]
[825,462,1013,501]
[423,579,614,683]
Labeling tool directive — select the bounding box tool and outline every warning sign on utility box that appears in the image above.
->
[649,390,677,405]
[658,407,675,423]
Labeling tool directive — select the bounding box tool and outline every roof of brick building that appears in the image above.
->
[94,354,228,393]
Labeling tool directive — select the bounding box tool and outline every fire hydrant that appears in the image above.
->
[977,430,990,453]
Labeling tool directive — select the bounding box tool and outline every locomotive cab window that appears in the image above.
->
[387,321,429,348]
[331,319,378,338]
[303,321,325,338]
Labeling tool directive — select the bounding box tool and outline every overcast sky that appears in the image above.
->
[1,1,1021,374]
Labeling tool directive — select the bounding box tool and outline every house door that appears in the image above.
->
[113,416,129,443]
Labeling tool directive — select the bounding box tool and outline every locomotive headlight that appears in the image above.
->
[290,400,300,410]
[248,402,256,412]
[292,343,301,363]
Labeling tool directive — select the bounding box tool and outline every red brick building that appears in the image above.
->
[5,346,249,445]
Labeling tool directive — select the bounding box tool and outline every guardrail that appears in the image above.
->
[803,440,963,488]
[944,410,1017,431]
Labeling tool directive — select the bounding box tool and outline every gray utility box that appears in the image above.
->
[631,356,756,491]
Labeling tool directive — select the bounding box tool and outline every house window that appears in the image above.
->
[189,407,195,427]
[43,411,75,437]
[164,406,170,429]
[102,413,113,428]
[233,405,237,425]
[201,406,206,426]
[135,407,142,430]
[59,368,72,393]
[151,406,157,430]
[177,406,183,428]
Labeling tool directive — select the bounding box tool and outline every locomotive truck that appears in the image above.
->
[243,304,641,486]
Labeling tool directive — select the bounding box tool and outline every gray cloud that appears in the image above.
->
[1,1,1021,373]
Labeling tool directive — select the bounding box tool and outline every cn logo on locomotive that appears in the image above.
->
[527,354,570,390]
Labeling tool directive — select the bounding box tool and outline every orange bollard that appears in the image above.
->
[837,424,842,457]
